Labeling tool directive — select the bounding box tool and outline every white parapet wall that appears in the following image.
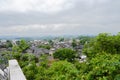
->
[9,60,26,80]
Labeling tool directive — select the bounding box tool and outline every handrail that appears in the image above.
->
[9,60,26,80]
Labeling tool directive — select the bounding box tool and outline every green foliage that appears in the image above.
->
[23,62,38,80]
[83,52,120,80]
[0,52,9,65]
[21,54,30,61]
[38,44,51,50]
[95,33,115,53]
[59,37,64,42]
[35,60,79,80]
[12,39,30,53]
[114,33,120,53]
[35,66,48,80]
[35,55,49,80]
[48,40,54,46]
[19,61,29,68]
[19,39,30,52]
[79,36,93,45]
[12,52,21,61]
[73,52,120,80]
[21,53,37,62]
[0,51,13,60]
[53,48,77,62]
[47,61,79,80]
[114,74,120,80]
[83,33,120,58]
[39,55,49,68]
[72,39,77,48]
[12,45,21,53]
[1,35,120,80]
[6,40,13,48]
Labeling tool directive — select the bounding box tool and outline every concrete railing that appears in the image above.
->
[9,60,26,80]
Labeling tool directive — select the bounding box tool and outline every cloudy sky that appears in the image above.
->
[0,0,120,37]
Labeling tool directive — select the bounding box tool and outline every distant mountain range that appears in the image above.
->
[0,35,78,40]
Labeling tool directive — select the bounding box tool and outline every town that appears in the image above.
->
[0,36,89,80]
[1,33,120,80]
[0,37,87,62]
[0,0,120,79]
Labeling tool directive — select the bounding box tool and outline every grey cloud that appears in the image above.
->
[0,0,120,36]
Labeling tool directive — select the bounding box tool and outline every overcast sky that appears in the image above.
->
[0,0,120,37]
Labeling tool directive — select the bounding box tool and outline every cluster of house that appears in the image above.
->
[0,39,87,80]
[28,39,77,55]
[0,39,87,62]
[27,39,86,62]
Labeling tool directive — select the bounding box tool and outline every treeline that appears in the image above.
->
[83,33,120,57]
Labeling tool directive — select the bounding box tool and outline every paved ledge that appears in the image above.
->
[9,60,26,80]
